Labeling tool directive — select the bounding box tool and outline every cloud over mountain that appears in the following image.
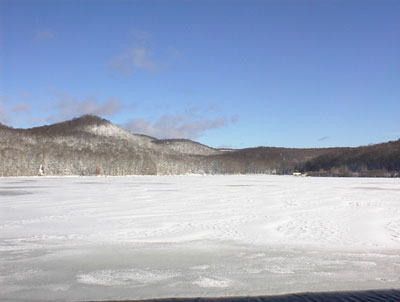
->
[12,103,32,114]
[52,97,123,121]
[124,112,235,140]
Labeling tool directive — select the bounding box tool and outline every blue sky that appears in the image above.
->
[0,0,399,148]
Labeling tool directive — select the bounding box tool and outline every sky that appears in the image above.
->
[0,0,399,149]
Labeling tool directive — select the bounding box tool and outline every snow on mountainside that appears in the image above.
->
[0,115,225,176]
[75,116,220,155]
[83,123,132,138]
[0,115,398,177]
[26,115,123,137]
[153,139,221,156]
[23,115,154,147]
[83,122,153,145]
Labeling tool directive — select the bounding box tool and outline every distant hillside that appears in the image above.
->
[152,139,220,156]
[298,140,400,177]
[0,115,398,177]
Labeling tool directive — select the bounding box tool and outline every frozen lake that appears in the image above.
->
[0,175,399,302]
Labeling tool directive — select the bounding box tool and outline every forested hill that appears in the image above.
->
[0,115,398,177]
[298,139,400,177]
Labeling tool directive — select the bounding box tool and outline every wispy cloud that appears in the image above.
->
[12,102,31,114]
[131,29,152,41]
[0,110,8,124]
[179,88,194,95]
[110,47,158,76]
[124,109,238,139]
[317,136,330,141]
[231,114,240,123]
[131,48,157,71]
[53,97,123,121]
[47,89,127,122]
[110,29,180,77]
[34,30,55,41]
[0,98,10,124]
[19,91,30,98]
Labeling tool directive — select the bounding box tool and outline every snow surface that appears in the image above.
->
[83,123,151,144]
[84,123,132,138]
[0,175,399,302]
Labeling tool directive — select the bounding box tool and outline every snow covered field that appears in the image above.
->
[1,175,399,302]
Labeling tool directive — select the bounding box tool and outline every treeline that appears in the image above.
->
[0,115,399,177]
[297,140,400,177]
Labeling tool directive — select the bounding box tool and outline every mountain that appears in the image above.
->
[153,139,220,156]
[0,115,398,177]
[298,140,400,177]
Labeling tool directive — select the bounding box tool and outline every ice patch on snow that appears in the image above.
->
[265,265,294,274]
[191,265,211,270]
[193,277,232,288]
[76,269,180,286]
